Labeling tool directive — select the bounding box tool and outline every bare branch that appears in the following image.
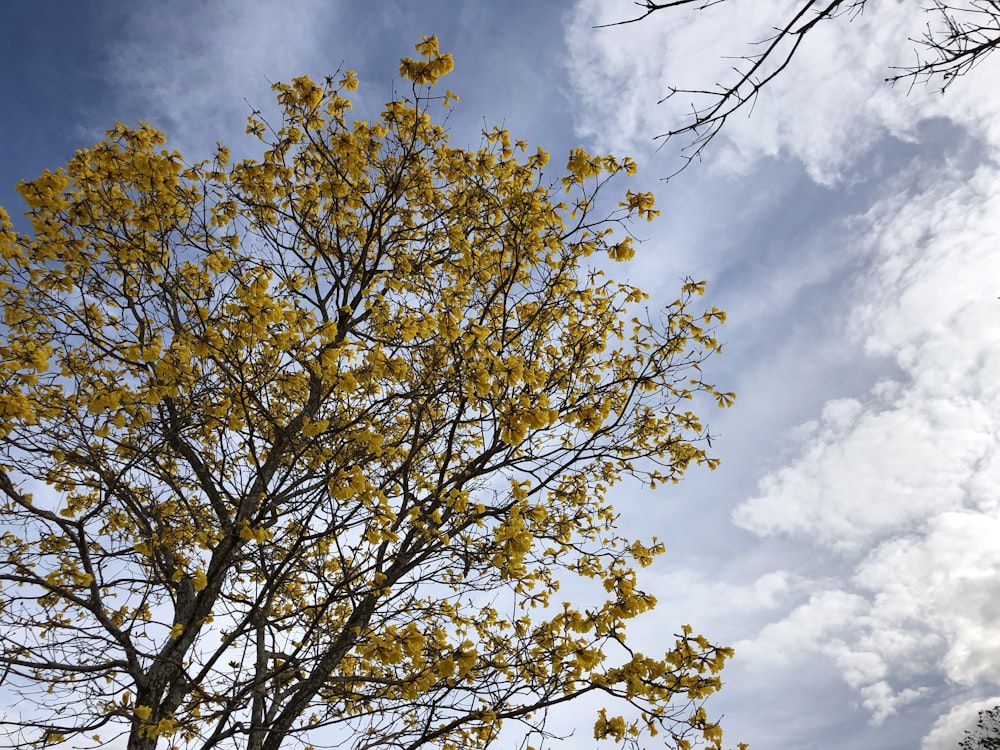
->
[888,0,1000,89]
[601,0,999,177]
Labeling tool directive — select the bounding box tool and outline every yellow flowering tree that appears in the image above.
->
[0,37,736,750]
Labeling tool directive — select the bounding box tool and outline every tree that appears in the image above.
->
[0,37,737,750]
[603,0,1000,172]
[960,706,1000,750]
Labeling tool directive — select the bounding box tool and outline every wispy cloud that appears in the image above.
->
[104,0,344,156]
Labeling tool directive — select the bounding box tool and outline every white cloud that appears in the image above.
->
[858,681,928,725]
[564,0,787,159]
[734,162,1000,551]
[565,0,1000,183]
[676,569,799,616]
[723,160,1000,728]
[731,392,991,552]
[735,589,868,666]
[922,698,1000,750]
[731,521,1000,724]
[857,513,1000,685]
[106,0,344,155]
[613,564,806,664]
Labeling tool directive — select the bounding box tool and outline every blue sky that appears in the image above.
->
[3,2,1000,749]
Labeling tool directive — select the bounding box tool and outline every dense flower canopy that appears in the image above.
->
[0,37,735,750]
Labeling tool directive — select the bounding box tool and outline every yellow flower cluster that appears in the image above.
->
[0,35,736,750]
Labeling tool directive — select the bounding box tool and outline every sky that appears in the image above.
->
[2,2,999,749]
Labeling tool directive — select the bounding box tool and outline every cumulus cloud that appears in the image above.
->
[725,160,1000,725]
[735,590,868,665]
[734,510,1000,723]
[857,513,1000,685]
[735,162,1000,547]
[731,393,987,552]
[923,698,1000,750]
